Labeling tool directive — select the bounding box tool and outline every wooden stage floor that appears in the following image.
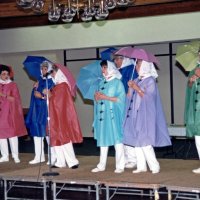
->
[0,153,200,200]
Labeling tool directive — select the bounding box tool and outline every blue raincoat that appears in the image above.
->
[119,64,138,93]
[26,77,54,137]
[93,78,126,147]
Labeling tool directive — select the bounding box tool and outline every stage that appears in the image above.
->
[0,154,200,200]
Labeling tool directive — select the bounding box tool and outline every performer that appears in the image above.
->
[26,61,56,165]
[0,64,27,163]
[47,64,83,168]
[114,55,138,169]
[114,55,138,93]
[91,60,126,173]
[184,60,200,174]
[123,60,171,174]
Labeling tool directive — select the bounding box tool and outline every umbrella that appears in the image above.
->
[175,41,200,71]
[23,56,52,80]
[115,47,160,66]
[100,47,118,61]
[54,63,77,98]
[76,60,103,100]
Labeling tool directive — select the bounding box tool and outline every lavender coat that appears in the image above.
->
[123,76,171,147]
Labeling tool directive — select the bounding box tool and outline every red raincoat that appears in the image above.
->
[49,82,83,146]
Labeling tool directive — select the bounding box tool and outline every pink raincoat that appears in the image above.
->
[0,82,27,139]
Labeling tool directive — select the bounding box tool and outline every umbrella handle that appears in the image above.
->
[124,62,138,126]
[131,59,137,80]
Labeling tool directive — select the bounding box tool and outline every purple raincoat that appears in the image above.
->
[123,76,171,147]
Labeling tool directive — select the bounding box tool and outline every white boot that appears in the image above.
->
[54,145,66,168]
[9,137,20,163]
[143,145,160,174]
[0,139,9,162]
[114,143,125,173]
[62,142,79,168]
[195,136,200,158]
[45,136,57,165]
[29,137,45,164]
[193,136,200,173]
[92,146,108,172]
[124,145,137,168]
[133,147,147,173]
[46,147,57,165]
[192,168,200,174]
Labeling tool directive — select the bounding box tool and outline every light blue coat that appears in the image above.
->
[93,78,126,147]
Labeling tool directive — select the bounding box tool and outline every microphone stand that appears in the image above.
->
[42,75,59,177]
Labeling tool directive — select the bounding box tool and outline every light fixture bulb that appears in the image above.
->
[95,0,109,20]
[95,8,109,20]
[106,0,116,10]
[61,7,76,23]
[117,0,128,6]
[81,10,93,22]
[48,4,61,22]
[16,0,33,9]
[31,0,45,14]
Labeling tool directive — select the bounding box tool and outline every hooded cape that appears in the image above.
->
[123,77,171,147]
[0,82,27,139]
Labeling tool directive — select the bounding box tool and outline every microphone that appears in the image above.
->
[43,70,53,78]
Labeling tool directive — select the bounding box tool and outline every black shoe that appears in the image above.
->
[51,165,59,168]
[71,164,79,169]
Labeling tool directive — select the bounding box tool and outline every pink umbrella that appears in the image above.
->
[54,63,77,97]
[115,47,160,66]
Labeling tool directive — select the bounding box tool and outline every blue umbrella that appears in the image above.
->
[100,47,118,61]
[23,56,52,80]
[77,60,103,100]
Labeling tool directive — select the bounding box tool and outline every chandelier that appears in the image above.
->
[16,0,135,23]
